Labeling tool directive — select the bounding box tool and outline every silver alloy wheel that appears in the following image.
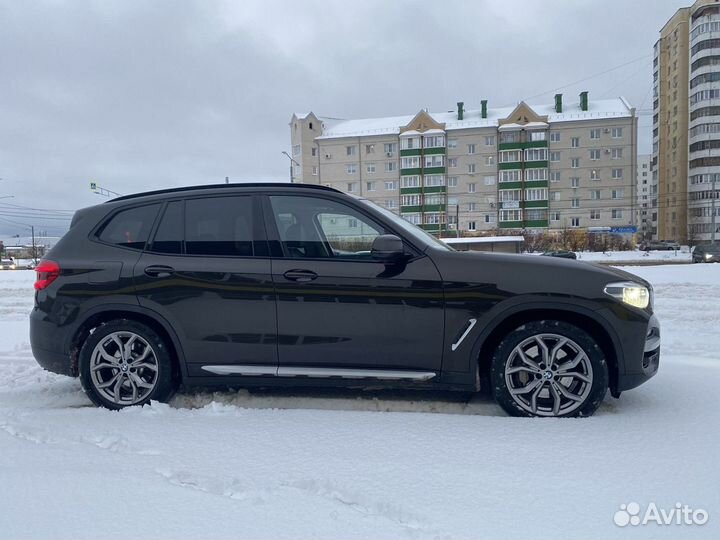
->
[504,333,594,417]
[89,331,159,405]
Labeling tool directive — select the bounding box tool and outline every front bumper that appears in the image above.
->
[616,313,660,392]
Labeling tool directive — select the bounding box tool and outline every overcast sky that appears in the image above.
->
[0,0,689,235]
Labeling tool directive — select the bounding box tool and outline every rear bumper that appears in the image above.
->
[29,308,76,377]
[616,313,660,392]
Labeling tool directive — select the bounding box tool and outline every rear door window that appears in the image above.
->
[185,196,257,257]
[98,204,160,250]
[150,201,184,254]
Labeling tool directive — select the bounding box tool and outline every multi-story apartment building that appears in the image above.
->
[290,92,637,235]
[654,0,720,243]
[636,154,655,238]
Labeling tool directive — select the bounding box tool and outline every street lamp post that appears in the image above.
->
[281,151,300,184]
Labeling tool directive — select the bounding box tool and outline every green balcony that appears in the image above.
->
[422,204,446,212]
[400,167,422,176]
[498,162,522,170]
[423,147,446,155]
[524,180,548,188]
[525,220,549,228]
[424,185,447,194]
[400,148,421,157]
[525,160,548,169]
[499,221,523,229]
[400,205,422,213]
[525,140,548,148]
[400,187,422,194]
[498,182,523,190]
[523,200,548,209]
[423,166,446,175]
[420,223,442,232]
[499,142,524,151]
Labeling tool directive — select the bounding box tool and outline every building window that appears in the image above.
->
[366,181,376,192]
[571,198,580,208]
[612,209,623,219]
[366,144,375,154]
[485,136,495,146]
[550,132,560,142]
[468,183,476,193]
[383,143,397,155]
[590,190,601,200]
[293,145,301,156]
[386,200,396,209]
[571,137,580,148]
[611,127,623,138]
[401,136,420,150]
[424,213,444,225]
[571,217,580,227]
[447,138,457,148]
[484,175,496,185]
[571,158,580,168]
[385,162,397,172]
[550,151,561,162]
[468,163,476,173]
[347,182,357,192]
[500,150,521,163]
[485,214,496,223]
[590,129,600,140]
[425,195,445,205]
[525,148,548,161]
[311,147,317,157]
[500,170,521,182]
[385,180,397,190]
[550,171,561,182]
[467,143,476,154]
[346,164,357,175]
[612,168,623,179]
[424,155,445,168]
[401,156,420,169]
[346,146,356,156]
[529,131,546,142]
[499,189,521,202]
[468,221,477,231]
[448,157,458,168]
[448,176,458,187]
[525,169,547,181]
[525,188,548,201]
[423,135,445,148]
[590,210,600,220]
[525,209,547,221]
[366,163,376,174]
[571,177,580,188]
[590,149,601,160]
[611,148,623,159]
[401,194,421,207]
[590,169,600,180]
[403,213,421,225]
[550,212,561,221]
[468,202,476,211]
[312,166,318,176]
[550,191,561,201]
[401,176,420,188]
[485,155,495,165]
[500,209,522,222]
[424,175,445,187]
[612,189,624,199]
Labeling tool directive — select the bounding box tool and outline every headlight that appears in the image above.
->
[705,253,712,260]
[9,264,15,270]
[604,281,650,309]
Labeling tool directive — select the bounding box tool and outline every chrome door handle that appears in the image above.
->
[283,269,318,282]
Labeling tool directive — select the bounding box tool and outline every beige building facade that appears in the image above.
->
[654,0,720,243]
[290,93,637,236]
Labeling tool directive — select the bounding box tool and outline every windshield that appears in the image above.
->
[355,197,454,252]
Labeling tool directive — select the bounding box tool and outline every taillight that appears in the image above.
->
[34,260,61,291]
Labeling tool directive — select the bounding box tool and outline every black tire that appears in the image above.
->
[79,319,178,409]
[490,320,608,418]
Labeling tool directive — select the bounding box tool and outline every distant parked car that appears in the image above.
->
[0,259,16,270]
[541,250,577,259]
[640,240,679,251]
[692,243,720,263]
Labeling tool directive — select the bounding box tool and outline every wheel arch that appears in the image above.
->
[68,305,186,382]
[471,305,621,394]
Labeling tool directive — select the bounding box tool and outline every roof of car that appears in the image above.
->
[108,182,340,203]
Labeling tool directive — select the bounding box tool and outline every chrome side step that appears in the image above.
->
[200,365,277,376]
[451,318,477,351]
[200,365,437,381]
[277,367,436,381]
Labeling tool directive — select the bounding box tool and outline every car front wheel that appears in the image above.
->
[79,319,178,409]
[491,320,609,418]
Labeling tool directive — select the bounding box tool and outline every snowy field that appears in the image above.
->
[1,266,718,540]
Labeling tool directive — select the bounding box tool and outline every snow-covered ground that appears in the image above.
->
[574,249,692,264]
[1,267,718,540]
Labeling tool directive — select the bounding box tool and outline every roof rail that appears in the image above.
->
[107,182,340,203]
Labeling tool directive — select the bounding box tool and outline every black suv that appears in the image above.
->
[30,184,660,417]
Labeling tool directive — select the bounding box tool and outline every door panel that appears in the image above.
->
[133,196,277,374]
[266,194,445,373]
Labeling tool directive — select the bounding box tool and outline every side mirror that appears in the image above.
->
[371,234,405,263]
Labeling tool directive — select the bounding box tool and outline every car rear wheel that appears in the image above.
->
[79,319,178,409]
[491,320,608,418]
